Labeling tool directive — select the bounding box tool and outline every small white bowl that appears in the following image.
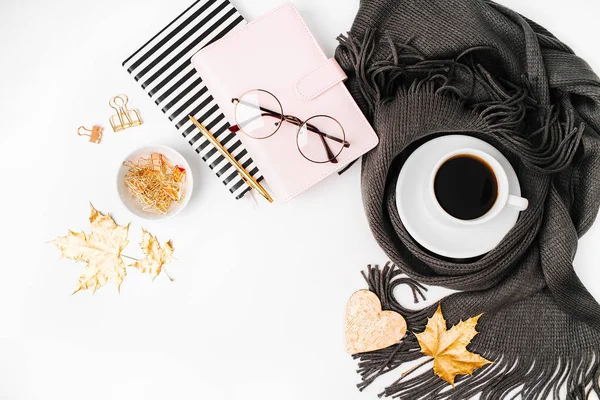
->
[117,145,193,220]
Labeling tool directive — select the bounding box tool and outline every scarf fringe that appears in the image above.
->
[336,31,584,174]
[354,264,600,399]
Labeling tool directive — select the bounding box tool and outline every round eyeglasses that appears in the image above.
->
[229,89,350,164]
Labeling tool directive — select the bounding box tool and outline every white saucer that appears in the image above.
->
[396,135,522,259]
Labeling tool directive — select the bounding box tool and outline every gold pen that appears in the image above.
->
[188,116,274,203]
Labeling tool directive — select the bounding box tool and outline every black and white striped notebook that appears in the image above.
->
[122,0,262,199]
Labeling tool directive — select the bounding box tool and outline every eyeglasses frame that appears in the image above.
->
[230,89,349,164]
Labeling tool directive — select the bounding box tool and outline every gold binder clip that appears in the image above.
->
[109,94,143,132]
[77,125,103,144]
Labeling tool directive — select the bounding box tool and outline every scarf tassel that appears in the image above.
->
[336,31,584,174]
[354,264,600,400]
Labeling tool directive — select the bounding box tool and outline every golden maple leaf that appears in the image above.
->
[130,229,174,279]
[414,304,492,386]
[50,204,130,293]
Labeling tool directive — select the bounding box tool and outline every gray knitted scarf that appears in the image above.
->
[335,0,600,398]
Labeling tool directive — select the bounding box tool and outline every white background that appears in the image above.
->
[1,0,600,399]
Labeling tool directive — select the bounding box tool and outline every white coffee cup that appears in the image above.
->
[425,148,528,226]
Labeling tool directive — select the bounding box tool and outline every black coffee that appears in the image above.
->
[433,155,498,220]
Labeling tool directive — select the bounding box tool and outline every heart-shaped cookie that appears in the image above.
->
[345,290,407,354]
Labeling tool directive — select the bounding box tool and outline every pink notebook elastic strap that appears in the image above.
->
[295,58,348,100]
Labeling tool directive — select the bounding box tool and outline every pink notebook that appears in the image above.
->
[191,2,378,203]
